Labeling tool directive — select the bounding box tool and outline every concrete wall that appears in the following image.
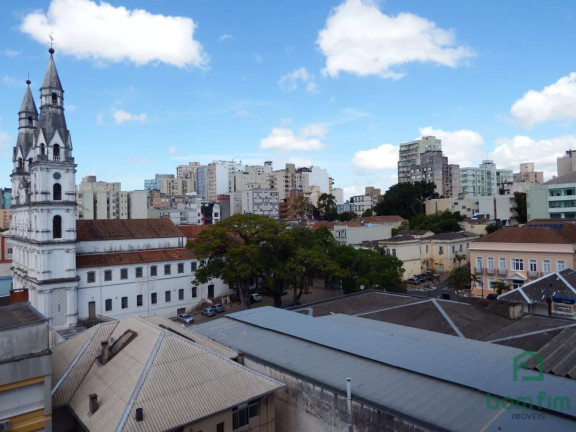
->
[245,359,428,432]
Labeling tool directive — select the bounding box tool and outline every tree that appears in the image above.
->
[454,253,467,267]
[190,214,284,309]
[514,192,528,224]
[410,210,465,233]
[446,266,473,292]
[316,193,338,221]
[374,181,439,220]
[362,208,374,217]
[338,211,357,222]
[493,280,510,295]
[486,223,499,234]
[291,194,311,219]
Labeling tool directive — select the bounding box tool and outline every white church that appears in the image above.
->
[10,49,230,333]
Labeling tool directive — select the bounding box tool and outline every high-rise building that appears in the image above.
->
[460,160,513,197]
[409,150,460,198]
[398,136,441,183]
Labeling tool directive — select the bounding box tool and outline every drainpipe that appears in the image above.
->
[347,377,353,432]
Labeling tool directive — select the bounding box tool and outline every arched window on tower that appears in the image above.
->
[52,92,58,106]
[53,183,62,201]
[53,144,60,161]
[40,144,45,156]
[27,116,33,126]
[53,215,62,239]
[18,158,23,169]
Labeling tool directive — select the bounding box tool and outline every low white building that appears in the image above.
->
[75,219,231,322]
[527,172,576,220]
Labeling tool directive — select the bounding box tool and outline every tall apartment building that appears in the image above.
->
[231,161,273,193]
[177,161,202,180]
[398,136,442,183]
[408,150,460,198]
[332,187,344,205]
[205,160,244,201]
[460,160,512,197]
[513,162,544,185]
[271,164,331,202]
[557,150,576,177]
[77,176,147,220]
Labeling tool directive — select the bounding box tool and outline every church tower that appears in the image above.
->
[11,48,78,329]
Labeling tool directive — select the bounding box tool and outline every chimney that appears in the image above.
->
[237,352,245,365]
[135,408,144,422]
[100,341,110,365]
[89,394,99,414]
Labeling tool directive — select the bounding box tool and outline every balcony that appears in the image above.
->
[486,268,495,275]
[528,271,539,279]
[497,269,507,276]
[474,267,484,274]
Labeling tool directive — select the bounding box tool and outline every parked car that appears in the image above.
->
[201,306,217,317]
[250,293,263,303]
[213,303,225,313]
[177,313,194,324]
[407,277,421,285]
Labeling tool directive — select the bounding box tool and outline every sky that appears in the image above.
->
[1,0,576,200]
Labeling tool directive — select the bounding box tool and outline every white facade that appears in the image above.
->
[332,223,400,246]
[232,162,273,193]
[527,173,576,220]
[77,177,147,220]
[241,188,279,218]
[332,188,344,205]
[460,160,513,197]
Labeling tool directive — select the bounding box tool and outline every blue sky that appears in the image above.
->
[1,0,576,199]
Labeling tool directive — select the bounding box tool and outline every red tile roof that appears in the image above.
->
[76,219,184,241]
[474,221,576,244]
[177,225,211,241]
[76,248,196,268]
[360,216,406,224]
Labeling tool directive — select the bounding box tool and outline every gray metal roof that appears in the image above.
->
[195,307,576,431]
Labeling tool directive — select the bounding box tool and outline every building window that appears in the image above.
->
[178,288,184,300]
[7,248,12,254]
[498,257,506,270]
[217,422,224,432]
[459,244,463,252]
[178,263,184,273]
[53,183,62,200]
[511,258,524,271]
[151,293,157,304]
[425,245,429,253]
[233,406,249,430]
[104,270,112,281]
[165,291,171,302]
[487,257,494,270]
[191,261,197,271]
[164,264,171,275]
[557,260,566,271]
[488,277,495,290]
[475,256,483,272]
[543,260,551,275]
[150,266,157,277]
[439,246,444,255]
[120,268,128,280]
[135,267,143,278]
[208,284,214,299]
[391,249,396,257]
[121,297,128,309]
[53,215,62,238]
[105,299,112,311]
[137,295,143,307]
[192,287,197,298]
[529,259,537,273]
[248,400,259,418]
[87,271,96,283]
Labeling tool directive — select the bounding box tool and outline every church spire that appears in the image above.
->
[41,47,63,92]
[15,79,39,160]
[19,79,38,118]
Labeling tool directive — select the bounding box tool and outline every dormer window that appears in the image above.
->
[52,92,58,106]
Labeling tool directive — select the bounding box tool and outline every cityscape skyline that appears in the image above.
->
[1,0,575,199]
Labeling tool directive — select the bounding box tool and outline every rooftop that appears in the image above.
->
[0,302,47,331]
[473,219,576,244]
[76,248,195,269]
[76,219,184,241]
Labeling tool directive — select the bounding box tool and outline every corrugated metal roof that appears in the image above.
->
[195,307,576,430]
[141,315,237,359]
[53,315,283,432]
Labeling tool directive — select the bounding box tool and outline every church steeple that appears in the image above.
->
[15,79,39,160]
[38,48,69,148]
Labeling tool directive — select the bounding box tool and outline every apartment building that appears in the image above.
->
[242,188,279,218]
[527,171,576,220]
[460,160,513,197]
[398,136,442,183]
[468,220,576,297]
[409,150,460,198]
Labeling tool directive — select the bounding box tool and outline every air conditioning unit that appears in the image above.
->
[0,420,11,432]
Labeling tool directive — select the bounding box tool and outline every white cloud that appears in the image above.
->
[219,34,232,42]
[113,109,148,124]
[0,131,11,154]
[490,135,576,179]
[317,0,474,79]
[1,49,20,57]
[169,145,178,154]
[278,68,319,93]
[287,157,314,167]
[20,0,208,68]
[260,124,327,152]
[352,143,398,170]
[418,126,484,167]
[511,72,576,128]
[3,76,20,87]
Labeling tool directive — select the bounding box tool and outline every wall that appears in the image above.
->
[244,359,428,432]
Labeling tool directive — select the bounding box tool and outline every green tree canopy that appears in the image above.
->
[374,181,439,220]
[316,193,338,221]
[409,210,465,233]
